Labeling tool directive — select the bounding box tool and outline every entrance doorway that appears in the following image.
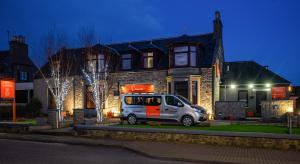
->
[256,91,267,116]
[174,81,188,99]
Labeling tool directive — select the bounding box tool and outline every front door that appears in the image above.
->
[174,81,188,99]
[256,91,267,116]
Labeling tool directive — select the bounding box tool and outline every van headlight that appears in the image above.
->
[194,109,203,113]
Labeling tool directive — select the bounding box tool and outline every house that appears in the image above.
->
[216,61,291,120]
[0,35,37,106]
[34,11,224,118]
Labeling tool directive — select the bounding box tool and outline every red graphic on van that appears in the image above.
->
[146,106,160,118]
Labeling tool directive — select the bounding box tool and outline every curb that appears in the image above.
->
[0,133,243,164]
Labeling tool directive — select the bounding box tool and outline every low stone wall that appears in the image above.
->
[215,101,246,120]
[0,123,30,133]
[261,100,293,121]
[75,126,300,150]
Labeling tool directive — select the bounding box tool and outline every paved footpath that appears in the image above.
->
[0,133,299,164]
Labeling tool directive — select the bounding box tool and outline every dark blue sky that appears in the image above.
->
[1,0,300,85]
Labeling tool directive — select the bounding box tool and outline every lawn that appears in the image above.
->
[16,119,37,125]
[115,124,300,135]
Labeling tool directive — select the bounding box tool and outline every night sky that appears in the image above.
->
[0,0,299,85]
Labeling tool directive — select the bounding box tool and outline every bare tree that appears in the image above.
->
[38,31,73,121]
[79,27,118,123]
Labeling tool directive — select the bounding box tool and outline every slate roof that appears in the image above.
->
[221,61,290,85]
[106,33,216,68]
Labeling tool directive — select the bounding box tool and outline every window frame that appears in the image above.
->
[238,90,248,107]
[173,45,197,67]
[122,54,132,70]
[19,71,28,81]
[86,53,105,73]
[143,52,154,69]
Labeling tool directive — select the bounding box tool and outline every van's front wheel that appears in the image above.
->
[127,114,137,125]
[182,115,194,126]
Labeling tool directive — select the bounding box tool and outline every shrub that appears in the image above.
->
[25,97,42,117]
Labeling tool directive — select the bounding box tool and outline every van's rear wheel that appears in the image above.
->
[127,114,137,125]
[182,115,194,127]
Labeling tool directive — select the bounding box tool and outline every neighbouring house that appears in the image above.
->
[216,61,292,120]
[291,86,300,114]
[0,36,37,105]
[34,11,224,118]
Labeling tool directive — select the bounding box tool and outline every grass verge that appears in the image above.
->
[114,124,300,135]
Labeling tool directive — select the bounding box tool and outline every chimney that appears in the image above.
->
[9,35,28,57]
[213,11,223,39]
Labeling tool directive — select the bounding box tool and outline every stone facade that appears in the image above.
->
[215,101,246,119]
[34,71,168,116]
[200,68,213,115]
[105,70,168,116]
[261,100,294,120]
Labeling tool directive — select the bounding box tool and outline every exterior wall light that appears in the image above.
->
[230,84,236,89]
[265,83,271,88]
[248,84,254,89]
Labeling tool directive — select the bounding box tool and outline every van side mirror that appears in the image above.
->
[177,102,184,107]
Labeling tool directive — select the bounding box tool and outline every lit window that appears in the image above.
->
[122,54,132,70]
[86,86,95,109]
[143,52,153,68]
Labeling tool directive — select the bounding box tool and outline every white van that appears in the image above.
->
[120,94,207,126]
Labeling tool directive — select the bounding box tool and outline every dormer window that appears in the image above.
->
[122,54,132,70]
[86,53,105,72]
[174,45,197,67]
[143,52,153,69]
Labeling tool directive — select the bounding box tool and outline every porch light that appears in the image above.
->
[248,84,254,89]
[230,84,236,89]
[265,83,271,88]
[288,86,292,92]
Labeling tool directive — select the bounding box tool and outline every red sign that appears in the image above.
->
[121,84,154,93]
[0,80,15,99]
[272,87,286,99]
[216,64,220,78]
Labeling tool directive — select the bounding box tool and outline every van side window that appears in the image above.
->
[125,96,144,105]
[144,96,162,106]
[165,96,181,107]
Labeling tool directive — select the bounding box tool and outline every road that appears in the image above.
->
[0,139,194,164]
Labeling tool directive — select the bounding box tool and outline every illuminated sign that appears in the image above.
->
[121,84,154,93]
[0,80,15,99]
[272,87,286,99]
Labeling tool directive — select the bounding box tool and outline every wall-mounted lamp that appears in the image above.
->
[230,84,236,89]
[248,84,254,89]
[265,83,271,88]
